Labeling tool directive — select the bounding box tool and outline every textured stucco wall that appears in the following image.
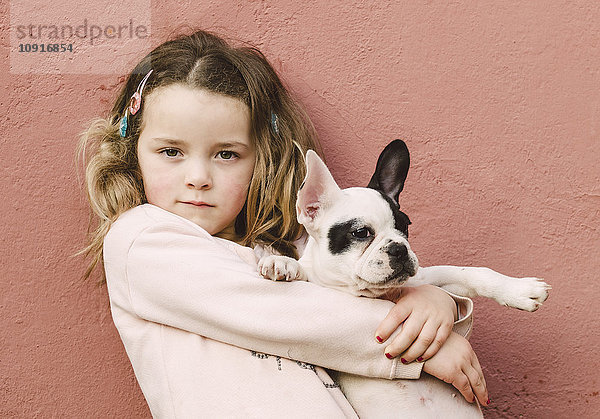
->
[2,1,599,417]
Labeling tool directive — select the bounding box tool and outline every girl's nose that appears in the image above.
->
[185,160,212,189]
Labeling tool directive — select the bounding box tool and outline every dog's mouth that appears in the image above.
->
[352,249,419,297]
[355,263,418,297]
[388,262,418,282]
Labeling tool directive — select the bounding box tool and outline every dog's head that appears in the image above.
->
[297,140,419,297]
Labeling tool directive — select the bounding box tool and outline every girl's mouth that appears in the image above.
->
[183,201,214,207]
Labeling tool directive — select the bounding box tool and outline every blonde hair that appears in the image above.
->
[77,29,323,281]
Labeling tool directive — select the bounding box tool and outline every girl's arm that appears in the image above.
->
[104,208,472,381]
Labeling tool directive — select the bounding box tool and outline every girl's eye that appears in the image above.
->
[161,148,181,157]
[218,151,237,160]
[352,227,372,239]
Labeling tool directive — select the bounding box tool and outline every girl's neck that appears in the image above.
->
[214,225,243,244]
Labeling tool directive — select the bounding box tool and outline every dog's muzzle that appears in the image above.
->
[354,238,418,288]
[384,241,418,278]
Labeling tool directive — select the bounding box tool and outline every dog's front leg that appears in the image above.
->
[405,266,550,312]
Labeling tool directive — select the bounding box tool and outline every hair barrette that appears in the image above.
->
[271,111,280,135]
[119,69,154,137]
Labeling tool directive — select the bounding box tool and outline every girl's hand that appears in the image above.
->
[423,331,489,405]
[375,285,456,363]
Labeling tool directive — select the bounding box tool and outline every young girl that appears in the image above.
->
[79,29,488,417]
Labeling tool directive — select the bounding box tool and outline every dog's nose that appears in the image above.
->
[387,242,408,259]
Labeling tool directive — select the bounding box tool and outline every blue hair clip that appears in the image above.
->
[271,112,279,135]
[119,69,153,137]
[119,110,128,137]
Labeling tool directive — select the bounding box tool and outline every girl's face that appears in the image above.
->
[137,84,256,238]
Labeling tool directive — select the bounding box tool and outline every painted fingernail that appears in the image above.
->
[487,399,491,405]
[417,356,423,362]
[401,358,408,364]
[376,336,383,343]
[385,353,394,359]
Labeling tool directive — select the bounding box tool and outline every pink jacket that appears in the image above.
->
[103,204,473,418]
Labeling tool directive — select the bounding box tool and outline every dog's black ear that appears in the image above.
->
[367,139,410,203]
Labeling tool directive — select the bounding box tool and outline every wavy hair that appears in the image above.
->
[77,29,323,281]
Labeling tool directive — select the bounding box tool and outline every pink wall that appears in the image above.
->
[2,1,599,417]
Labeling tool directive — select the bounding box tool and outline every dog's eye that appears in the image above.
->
[352,227,372,239]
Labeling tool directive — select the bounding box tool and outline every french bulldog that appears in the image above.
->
[258,139,550,418]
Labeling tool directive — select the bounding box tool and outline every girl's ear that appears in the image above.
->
[366,139,410,203]
[296,150,342,230]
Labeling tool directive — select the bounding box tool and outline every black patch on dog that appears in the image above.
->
[375,192,411,238]
[328,218,374,254]
[328,220,357,254]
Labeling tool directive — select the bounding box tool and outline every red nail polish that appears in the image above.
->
[487,399,491,405]
[401,358,408,364]
[385,353,393,359]
[376,336,383,343]
[417,356,423,362]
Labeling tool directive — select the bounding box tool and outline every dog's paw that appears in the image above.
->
[498,277,551,312]
[257,255,307,282]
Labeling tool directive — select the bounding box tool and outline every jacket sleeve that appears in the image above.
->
[120,221,472,380]
[445,290,473,339]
